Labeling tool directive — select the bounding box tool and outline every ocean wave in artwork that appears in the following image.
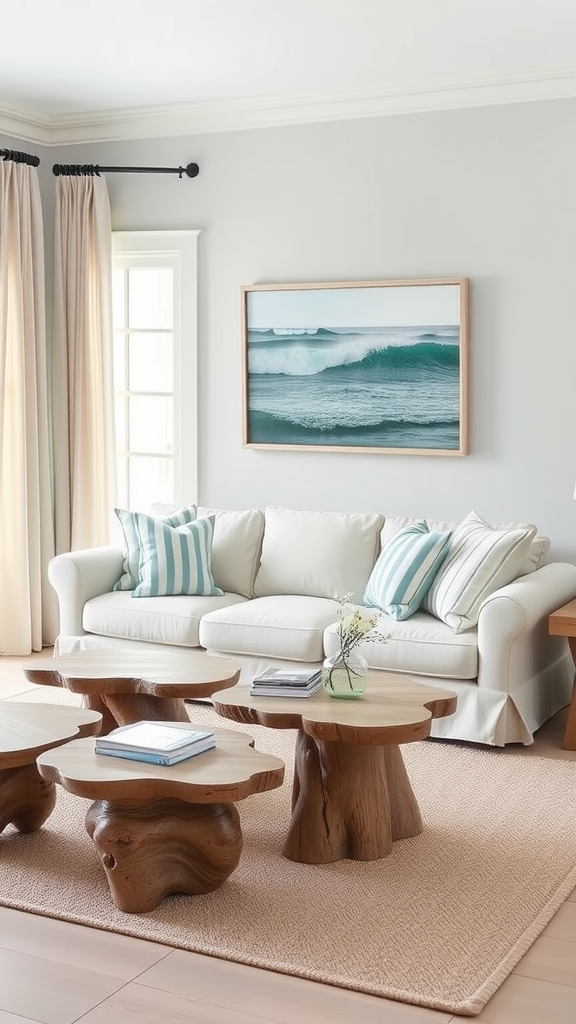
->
[246,324,461,449]
[248,326,459,377]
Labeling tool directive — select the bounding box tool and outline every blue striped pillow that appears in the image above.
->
[114,504,197,591]
[363,522,452,620]
[129,513,224,598]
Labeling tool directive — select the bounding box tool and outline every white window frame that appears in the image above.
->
[111,229,199,505]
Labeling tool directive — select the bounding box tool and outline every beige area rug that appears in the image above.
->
[4,686,576,1017]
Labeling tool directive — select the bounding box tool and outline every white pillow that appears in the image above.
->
[363,521,452,620]
[423,511,537,633]
[128,513,223,598]
[114,503,197,591]
[253,505,383,602]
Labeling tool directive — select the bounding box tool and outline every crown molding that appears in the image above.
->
[2,64,576,147]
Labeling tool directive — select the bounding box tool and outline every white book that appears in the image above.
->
[252,667,322,688]
[250,678,323,698]
[95,721,214,755]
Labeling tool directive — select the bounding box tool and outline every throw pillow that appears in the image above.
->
[114,504,197,591]
[131,513,224,598]
[363,521,452,621]
[423,511,537,633]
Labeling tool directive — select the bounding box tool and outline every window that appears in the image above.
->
[111,230,199,509]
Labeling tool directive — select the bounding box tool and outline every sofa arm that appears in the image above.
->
[48,546,124,638]
[476,562,576,694]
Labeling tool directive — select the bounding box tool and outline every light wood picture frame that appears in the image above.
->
[241,277,469,456]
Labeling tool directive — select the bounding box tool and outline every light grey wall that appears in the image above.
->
[9,97,576,559]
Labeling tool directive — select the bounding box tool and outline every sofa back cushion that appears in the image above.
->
[197,507,264,597]
[253,505,384,602]
[379,515,550,575]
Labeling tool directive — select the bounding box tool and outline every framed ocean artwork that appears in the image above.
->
[241,278,469,455]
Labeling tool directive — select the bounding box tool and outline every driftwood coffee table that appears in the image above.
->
[213,672,457,865]
[37,725,285,913]
[0,703,102,835]
[24,649,241,734]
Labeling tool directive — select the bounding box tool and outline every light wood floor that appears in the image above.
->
[1,651,575,1024]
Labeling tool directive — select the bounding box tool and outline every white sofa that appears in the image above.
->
[48,504,576,747]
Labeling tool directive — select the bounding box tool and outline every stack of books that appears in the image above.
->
[94,721,216,766]
[250,667,323,698]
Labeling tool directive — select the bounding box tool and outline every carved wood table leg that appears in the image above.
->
[81,694,118,735]
[0,764,57,834]
[85,797,243,913]
[100,693,191,729]
[283,729,422,864]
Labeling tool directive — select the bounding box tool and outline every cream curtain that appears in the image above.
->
[0,158,57,653]
[52,173,115,552]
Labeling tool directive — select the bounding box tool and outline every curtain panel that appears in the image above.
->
[52,174,115,552]
[0,159,57,653]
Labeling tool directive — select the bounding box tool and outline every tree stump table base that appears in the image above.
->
[0,763,57,835]
[285,730,423,863]
[86,797,243,913]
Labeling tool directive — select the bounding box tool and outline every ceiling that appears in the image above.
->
[2,0,576,145]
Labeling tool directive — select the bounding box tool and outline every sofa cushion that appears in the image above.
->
[323,610,478,679]
[253,506,383,603]
[83,591,248,647]
[423,511,537,633]
[197,507,264,598]
[114,503,197,591]
[363,521,452,620]
[126,514,223,598]
[379,515,549,574]
[199,595,338,662]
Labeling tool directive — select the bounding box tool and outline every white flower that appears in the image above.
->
[335,594,390,660]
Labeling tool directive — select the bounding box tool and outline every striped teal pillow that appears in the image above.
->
[363,522,452,621]
[129,513,224,598]
[423,511,537,633]
[114,504,197,591]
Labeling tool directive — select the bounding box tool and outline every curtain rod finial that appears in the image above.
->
[184,162,199,178]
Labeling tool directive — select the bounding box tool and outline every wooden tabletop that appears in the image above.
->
[36,725,285,804]
[24,649,241,698]
[0,703,103,770]
[213,671,457,746]
[549,598,576,637]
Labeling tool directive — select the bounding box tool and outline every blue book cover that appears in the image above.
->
[95,739,216,766]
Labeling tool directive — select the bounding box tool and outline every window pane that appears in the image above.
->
[128,333,173,391]
[116,455,129,509]
[129,457,173,508]
[113,332,126,390]
[128,268,173,329]
[114,396,127,453]
[128,396,173,454]
[112,268,126,328]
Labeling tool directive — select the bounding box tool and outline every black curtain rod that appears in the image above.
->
[52,161,199,178]
[1,149,40,167]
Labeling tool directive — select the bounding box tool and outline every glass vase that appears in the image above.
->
[322,650,368,699]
